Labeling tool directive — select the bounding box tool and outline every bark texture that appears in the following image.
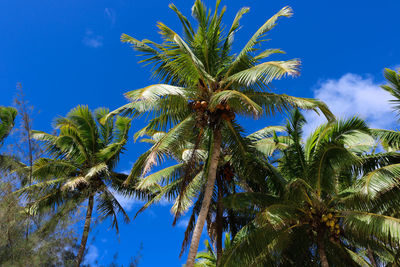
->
[185,129,222,267]
[317,232,329,267]
[75,195,94,267]
[216,174,223,264]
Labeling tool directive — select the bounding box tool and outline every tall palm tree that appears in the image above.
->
[107,1,333,265]
[18,106,140,267]
[221,110,400,266]
[132,128,257,263]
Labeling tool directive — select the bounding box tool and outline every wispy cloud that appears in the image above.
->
[303,73,396,136]
[177,218,189,229]
[82,30,103,48]
[157,196,173,206]
[104,8,116,26]
[84,245,99,265]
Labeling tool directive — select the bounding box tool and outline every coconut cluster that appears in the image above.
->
[215,103,235,121]
[193,100,208,111]
[191,100,235,122]
[321,213,341,242]
[191,100,209,127]
[305,207,342,242]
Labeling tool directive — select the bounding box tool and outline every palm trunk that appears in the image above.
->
[216,175,223,264]
[186,128,222,267]
[75,195,94,267]
[317,232,329,267]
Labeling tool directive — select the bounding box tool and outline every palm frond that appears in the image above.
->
[225,60,300,88]
[226,6,293,77]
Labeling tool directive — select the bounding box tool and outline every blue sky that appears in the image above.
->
[1,0,400,266]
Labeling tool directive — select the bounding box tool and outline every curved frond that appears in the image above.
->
[226,6,293,77]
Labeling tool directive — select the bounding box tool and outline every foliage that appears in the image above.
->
[108,1,333,264]
[194,233,231,267]
[0,100,84,266]
[221,110,400,266]
[2,2,400,266]
[21,106,135,231]
[16,105,147,266]
[0,179,83,267]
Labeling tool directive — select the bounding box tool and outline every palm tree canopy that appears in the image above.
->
[105,0,334,124]
[220,110,400,266]
[18,106,141,232]
[108,0,335,200]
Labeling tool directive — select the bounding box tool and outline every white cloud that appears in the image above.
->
[104,8,116,26]
[303,73,396,136]
[82,30,103,48]
[177,218,189,229]
[84,245,99,265]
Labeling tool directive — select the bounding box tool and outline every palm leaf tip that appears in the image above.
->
[280,6,294,17]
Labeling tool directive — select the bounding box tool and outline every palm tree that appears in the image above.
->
[221,110,400,266]
[18,106,139,267]
[108,1,333,265]
[132,128,257,263]
[363,67,400,265]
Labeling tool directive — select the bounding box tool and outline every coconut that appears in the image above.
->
[221,113,230,120]
[194,101,202,109]
[216,104,224,110]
